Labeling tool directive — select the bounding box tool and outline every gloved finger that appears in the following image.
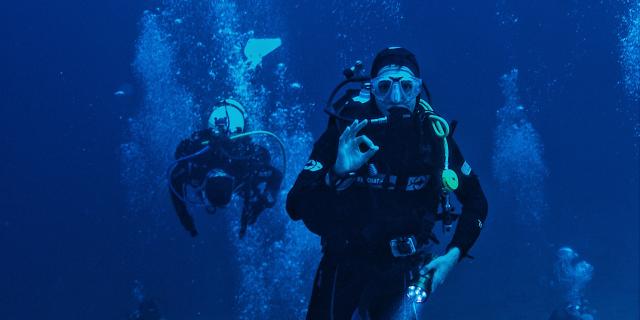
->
[346,119,359,140]
[355,135,377,150]
[351,119,368,136]
[362,146,379,162]
[339,125,351,143]
[422,259,438,274]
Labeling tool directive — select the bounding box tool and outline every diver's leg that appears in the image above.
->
[306,254,364,320]
[365,261,421,320]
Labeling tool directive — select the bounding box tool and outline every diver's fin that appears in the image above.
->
[244,38,282,69]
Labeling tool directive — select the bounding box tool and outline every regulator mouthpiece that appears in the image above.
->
[343,60,365,79]
[368,112,412,127]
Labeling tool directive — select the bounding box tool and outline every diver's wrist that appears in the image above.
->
[327,167,345,185]
[326,167,356,190]
[445,247,461,262]
[332,164,349,178]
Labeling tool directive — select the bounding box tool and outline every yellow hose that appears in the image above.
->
[419,99,458,191]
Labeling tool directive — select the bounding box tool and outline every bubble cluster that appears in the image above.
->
[495,0,520,26]
[620,1,640,139]
[132,280,145,303]
[554,247,594,306]
[330,0,404,65]
[331,0,402,26]
[621,1,640,102]
[492,69,548,222]
[121,11,199,222]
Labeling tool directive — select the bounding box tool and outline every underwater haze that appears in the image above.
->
[1,0,638,319]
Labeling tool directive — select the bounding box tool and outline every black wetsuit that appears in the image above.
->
[170,129,283,237]
[286,93,488,319]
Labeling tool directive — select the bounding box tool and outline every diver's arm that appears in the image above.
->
[175,129,214,159]
[236,165,283,238]
[286,119,346,236]
[445,137,489,260]
[169,131,214,237]
[263,165,283,208]
[169,162,198,237]
[251,145,283,208]
[421,138,487,291]
[175,136,198,159]
[239,195,257,238]
[170,188,198,237]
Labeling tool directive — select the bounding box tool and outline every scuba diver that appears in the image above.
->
[168,99,284,238]
[286,47,489,319]
[549,302,595,320]
[128,298,165,320]
[127,282,165,320]
[549,247,596,320]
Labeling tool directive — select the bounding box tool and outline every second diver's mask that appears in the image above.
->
[371,66,422,113]
[208,99,246,135]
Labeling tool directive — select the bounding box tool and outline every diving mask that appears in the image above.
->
[371,74,422,102]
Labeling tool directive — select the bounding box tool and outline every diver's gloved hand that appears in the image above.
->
[333,119,379,176]
[422,247,461,293]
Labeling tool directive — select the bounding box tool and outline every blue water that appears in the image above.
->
[1,1,638,319]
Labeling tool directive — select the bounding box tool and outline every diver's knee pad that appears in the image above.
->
[202,169,234,207]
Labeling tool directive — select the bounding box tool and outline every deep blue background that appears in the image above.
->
[1,0,638,319]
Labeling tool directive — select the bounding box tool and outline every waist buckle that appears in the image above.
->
[389,235,418,257]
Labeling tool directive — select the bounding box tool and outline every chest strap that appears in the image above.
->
[353,173,431,191]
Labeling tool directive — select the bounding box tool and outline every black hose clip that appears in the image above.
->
[343,60,365,79]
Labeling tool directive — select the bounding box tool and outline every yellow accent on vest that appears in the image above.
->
[442,169,459,192]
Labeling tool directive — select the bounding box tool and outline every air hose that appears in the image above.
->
[167,130,287,206]
[167,145,212,205]
[229,130,287,179]
[419,99,458,192]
